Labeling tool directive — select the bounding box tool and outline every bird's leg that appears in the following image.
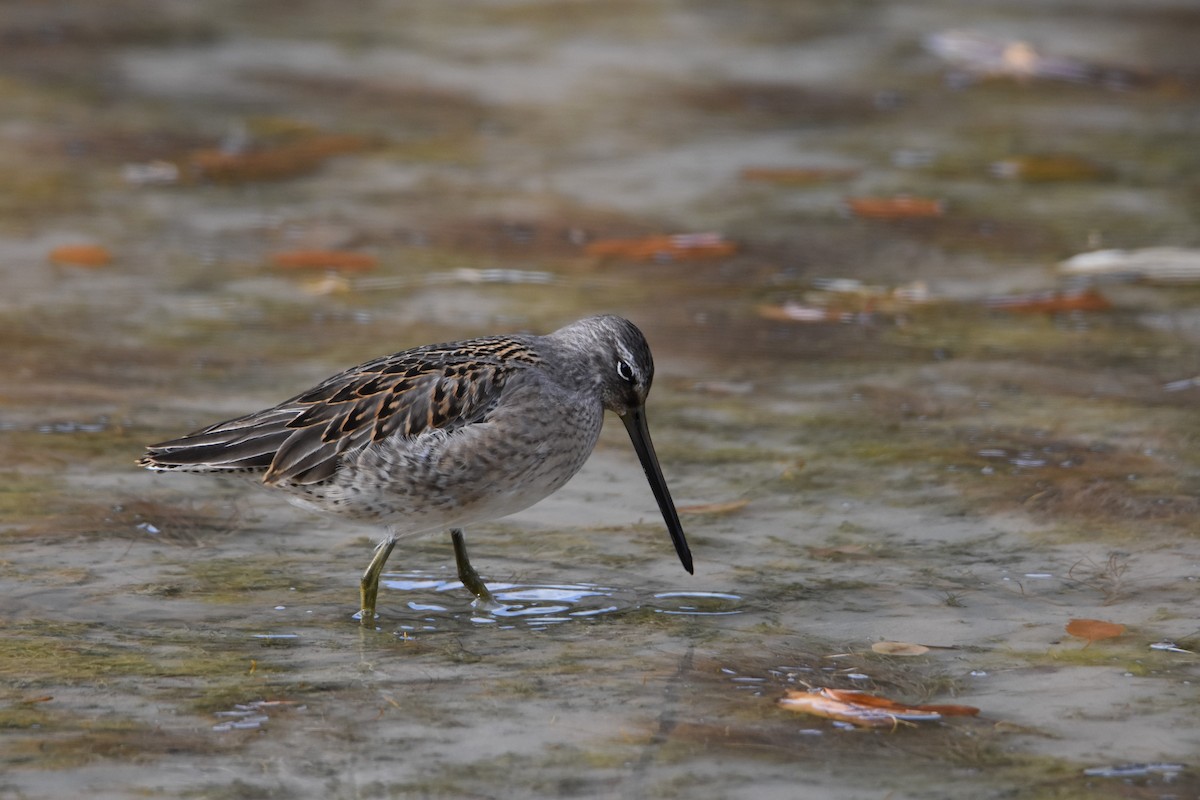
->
[450,528,494,605]
[359,533,397,624]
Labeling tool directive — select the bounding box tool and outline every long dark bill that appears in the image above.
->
[620,406,694,574]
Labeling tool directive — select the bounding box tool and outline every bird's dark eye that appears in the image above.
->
[615,359,635,383]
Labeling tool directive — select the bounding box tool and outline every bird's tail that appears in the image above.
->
[138,409,295,476]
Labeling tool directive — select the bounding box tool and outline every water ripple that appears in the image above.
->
[379,572,744,632]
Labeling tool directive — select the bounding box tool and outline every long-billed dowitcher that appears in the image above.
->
[138,315,692,623]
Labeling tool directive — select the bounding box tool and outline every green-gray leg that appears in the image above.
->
[359,535,397,624]
[451,528,494,604]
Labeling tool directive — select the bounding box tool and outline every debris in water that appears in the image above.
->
[779,687,979,728]
[584,232,736,261]
[1082,763,1185,779]
[924,30,1152,89]
[188,134,369,183]
[985,288,1111,314]
[1058,247,1200,284]
[758,279,934,325]
[845,195,944,220]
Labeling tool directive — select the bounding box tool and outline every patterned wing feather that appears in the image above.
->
[139,339,538,486]
[137,408,297,473]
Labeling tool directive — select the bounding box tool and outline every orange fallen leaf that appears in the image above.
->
[985,288,1111,314]
[741,166,858,185]
[48,244,113,267]
[819,689,978,717]
[677,499,750,516]
[1066,618,1125,647]
[779,690,907,728]
[584,233,736,262]
[269,250,378,272]
[871,641,930,656]
[779,687,978,728]
[188,134,369,183]
[845,196,944,220]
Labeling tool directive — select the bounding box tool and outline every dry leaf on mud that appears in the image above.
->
[48,244,113,267]
[677,499,750,516]
[584,233,736,261]
[1066,618,1126,646]
[845,196,944,220]
[985,288,1111,314]
[188,134,368,183]
[871,641,931,656]
[779,687,978,728]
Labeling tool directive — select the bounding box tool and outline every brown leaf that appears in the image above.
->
[1065,618,1126,646]
[188,134,369,183]
[821,689,979,717]
[779,689,908,728]
[584,233,736,261]
[985,288,1111,314]
[48,244,113,267]
[778,687,978,728]
[845,196,944,220]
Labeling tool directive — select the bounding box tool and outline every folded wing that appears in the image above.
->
[139,343,527,485]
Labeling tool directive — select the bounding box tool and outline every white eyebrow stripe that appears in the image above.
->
[614,342,637,372]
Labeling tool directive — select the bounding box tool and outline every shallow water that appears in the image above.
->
[1,2,1199,798]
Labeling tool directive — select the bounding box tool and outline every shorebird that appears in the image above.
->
[138,315,692,623]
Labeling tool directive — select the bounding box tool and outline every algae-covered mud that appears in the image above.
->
[1,2,1198,798]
